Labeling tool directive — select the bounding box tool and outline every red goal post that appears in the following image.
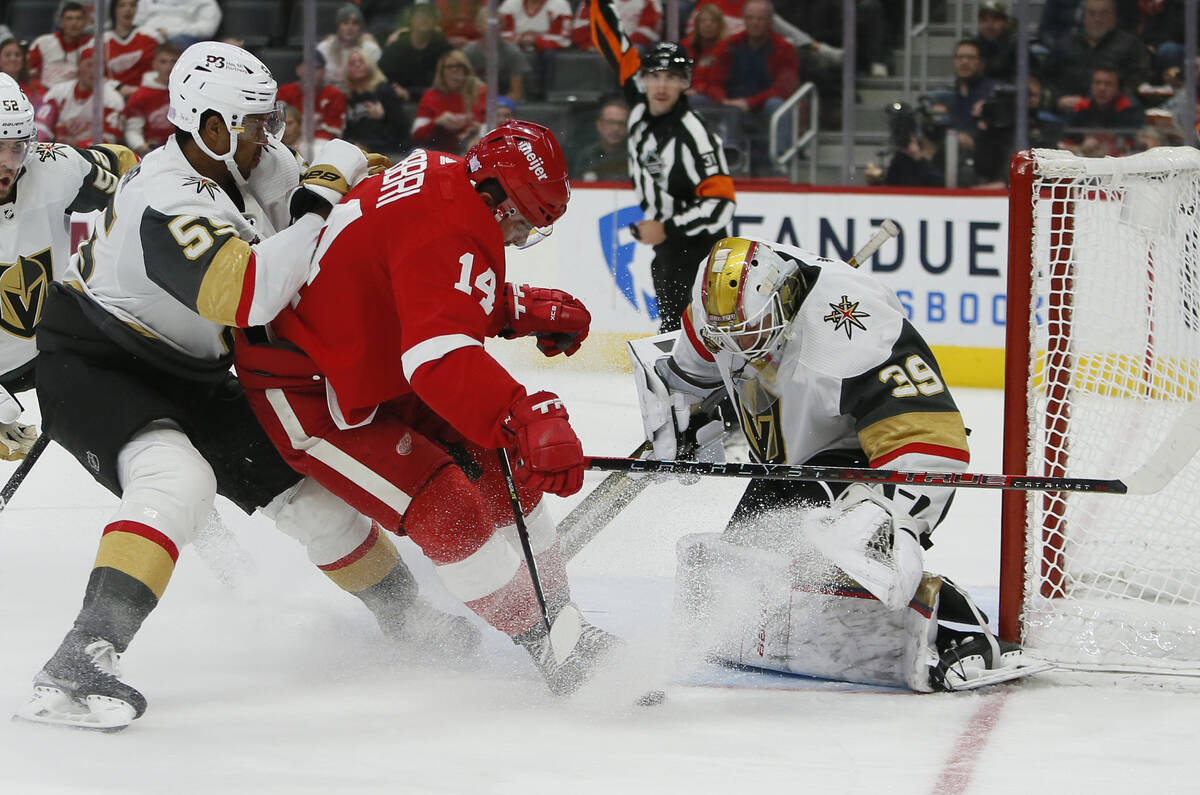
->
[1000,147,1200,676]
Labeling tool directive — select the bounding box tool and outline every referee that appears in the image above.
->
[590,0,736,332]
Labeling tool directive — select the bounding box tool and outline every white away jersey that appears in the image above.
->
[64,135,318,367]
[0,142,121,378]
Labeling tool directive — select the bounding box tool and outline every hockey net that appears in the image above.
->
[1000,147,1200,676]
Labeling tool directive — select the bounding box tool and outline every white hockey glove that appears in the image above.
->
[0,421,37,461]
[290,139,371,218]
[804,483,925,611]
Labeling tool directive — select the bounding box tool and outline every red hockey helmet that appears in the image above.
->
[465,120,570,233]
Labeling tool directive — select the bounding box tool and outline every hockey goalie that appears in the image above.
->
[631,236,1046,691]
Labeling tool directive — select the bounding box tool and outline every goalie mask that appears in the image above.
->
[465,120,570,248]
[699,238,808,361]
[167,41,283,181]
[0,74,36,175]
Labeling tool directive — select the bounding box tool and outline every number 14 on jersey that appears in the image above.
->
[453,252,496,314]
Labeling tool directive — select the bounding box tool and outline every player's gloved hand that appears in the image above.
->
[503,391,585,497]
[499,283,591,357]
[805,483,924,610]
[290,139,370,217]
[365,152,392,175]
[0,421,38,461]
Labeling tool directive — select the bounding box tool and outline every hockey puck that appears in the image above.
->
[635,689,666,707]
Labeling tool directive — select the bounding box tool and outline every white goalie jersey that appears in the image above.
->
[62,135,320,376]
[0,142,124,380]
[669,239,971,536]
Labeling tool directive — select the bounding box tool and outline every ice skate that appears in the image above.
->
[14,632,147,732]
[930,628,1052,691]
[375,597,483,661]
[518,603,621,697]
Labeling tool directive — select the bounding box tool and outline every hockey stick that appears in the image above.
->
[559,440,653,562]
[847,219,900,268]
[0,433,50,512]
[586,396,1200,496]
[497,448,552,634]
[584,455,1145,493]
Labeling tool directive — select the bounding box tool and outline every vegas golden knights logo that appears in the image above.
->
[0,248,51,339]
[734,393,787,464]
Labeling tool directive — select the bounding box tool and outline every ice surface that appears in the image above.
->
[0,352,1196,794]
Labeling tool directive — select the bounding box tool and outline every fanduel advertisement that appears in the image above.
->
[509,186,1011,352]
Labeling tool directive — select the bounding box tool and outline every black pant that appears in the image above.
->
[35,286,301,513]
[727,449,869,528]
[651,230,726,333]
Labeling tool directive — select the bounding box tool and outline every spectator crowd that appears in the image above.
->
[869,0,1200,187]
[3,0,1199,183]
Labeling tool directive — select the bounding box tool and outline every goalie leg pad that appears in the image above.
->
[674,533,943,691]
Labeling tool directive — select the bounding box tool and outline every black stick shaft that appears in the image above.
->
[497,448,552,634]
[0,434,50,510]
[584,456,1130,494]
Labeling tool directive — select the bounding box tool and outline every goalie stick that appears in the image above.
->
[847,219,900,268]
[583,446,1194,495]
[559,441,653,562]
[0,433,49,512]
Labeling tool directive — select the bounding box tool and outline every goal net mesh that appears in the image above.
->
[1010,147,1200,674]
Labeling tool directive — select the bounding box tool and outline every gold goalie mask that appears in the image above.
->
[698,238,808,361]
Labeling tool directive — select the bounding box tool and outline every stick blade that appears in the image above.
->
[1121,400,1200,494]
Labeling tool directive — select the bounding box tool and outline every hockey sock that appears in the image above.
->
[72,520,178,651]
[316,520,403,594]
[72,566,159,653]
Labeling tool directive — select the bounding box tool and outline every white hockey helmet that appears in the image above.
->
[698,238,807,361]
[0,73,36,169]
[167,41,282,170]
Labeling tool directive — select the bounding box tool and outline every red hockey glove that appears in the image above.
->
[503,391,585,497]
[499,283,591,357]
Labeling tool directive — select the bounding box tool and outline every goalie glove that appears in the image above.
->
[804,483,925,611]
[289,139,371,219]
[499,283,591,357]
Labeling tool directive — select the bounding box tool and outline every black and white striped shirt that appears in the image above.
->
[625,95,735,239]
[590,0,736,241]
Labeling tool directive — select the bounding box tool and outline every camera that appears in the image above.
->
[885,97,948,148]
[979,83,1018,130]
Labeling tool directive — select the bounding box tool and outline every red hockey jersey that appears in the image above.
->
[122,83,172,148]
[269,149,525,448]
[79,29,160,89]
[276,82,347,140]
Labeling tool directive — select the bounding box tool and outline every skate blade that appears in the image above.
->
[12,686,136,732]
[943,660,1056,691]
